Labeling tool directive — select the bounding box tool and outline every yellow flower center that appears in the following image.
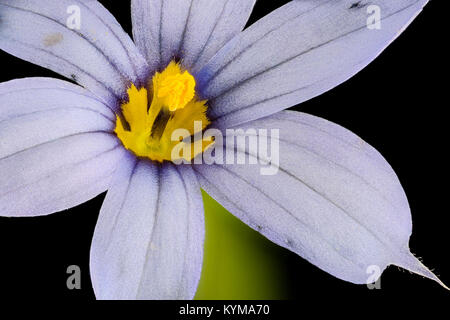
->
[114,61,212,163]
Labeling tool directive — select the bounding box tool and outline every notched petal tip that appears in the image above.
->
[392,251,449,290]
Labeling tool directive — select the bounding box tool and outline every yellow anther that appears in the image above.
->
[155,61,196,112]
[114,61,211,163]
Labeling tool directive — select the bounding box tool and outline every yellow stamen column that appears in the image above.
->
[115,61,211,163]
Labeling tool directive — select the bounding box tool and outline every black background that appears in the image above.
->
[0,0,448,306]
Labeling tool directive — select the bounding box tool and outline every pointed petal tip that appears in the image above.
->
[393,251,449,291]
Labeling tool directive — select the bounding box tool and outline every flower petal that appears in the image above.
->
[0,78,124,217]
[131,0,255,71]
[194,111,446,288]
[197,0,429,128]
[0,0,148,105]
[90,159,205,299]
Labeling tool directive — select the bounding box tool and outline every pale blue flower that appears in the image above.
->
[0,0,445,299]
